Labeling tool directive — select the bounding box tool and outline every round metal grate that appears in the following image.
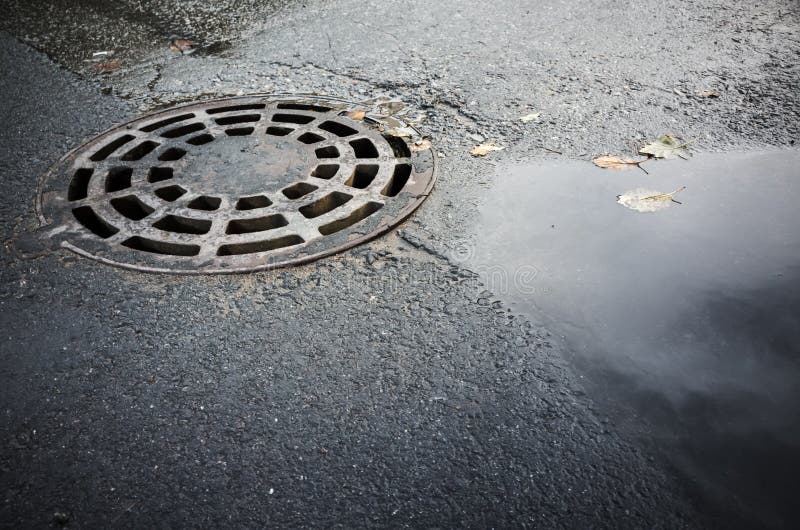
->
[36,95,436,274]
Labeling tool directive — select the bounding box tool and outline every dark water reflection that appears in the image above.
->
[473,150,800,528]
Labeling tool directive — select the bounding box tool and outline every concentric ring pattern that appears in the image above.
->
[36,95,436,273]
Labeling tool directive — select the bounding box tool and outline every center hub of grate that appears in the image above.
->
[175,135,313,196]
[35,95,437,274]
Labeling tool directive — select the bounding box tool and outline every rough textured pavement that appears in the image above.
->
[1,0,798,528]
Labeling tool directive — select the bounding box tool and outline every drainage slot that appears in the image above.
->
[319,120,358,137]
[110,195,154,220]
[215,114,261,125]
[382,134,412,158]
[147,167,173,183]
[140,113,195,132]
[187,196,221,211]
[315,146,339,159]
[161,122,205,138]
[350,138,379,158]
[153,215,212,235]
[297,132,324,144]
[121,140,160,161]
[122,236,200,256]
[105,167,133,192]
[206,104,266,114]
[277,103,331,112]
[187,133,214,145]
[382,164,412,197]
[272,113,315,124]
[90,134,135,161]
[311,164,339,180]
[158,147,187,161]
[266,126,293,136]
[68,168,93,201]
[154,185,186,202]
[282,182,318,199]
[226,214,288,234]
[236,195,272,210]
[226,127,255,136]
[319,202,383,235]
[217,235,304,256]
[299,191,352,219]
[72,206,118,238]
[346,165,379,189]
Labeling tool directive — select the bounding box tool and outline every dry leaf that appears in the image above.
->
[617,187,686,212]
[147,375,156,383]
[592,155,646,171]
[643,186,686,202]
[695,89,720,98]
[411,138,432,152]
[343,109,366,121]
[169,39,197,54]
[519,112,540,123]
[92,60,121,73]
[470,141,504,157]
[639,135,693,159]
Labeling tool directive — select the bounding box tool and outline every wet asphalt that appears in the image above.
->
[1,0,799,528]
[474,152,800,528]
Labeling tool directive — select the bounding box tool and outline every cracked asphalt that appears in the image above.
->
[1,0,798,528]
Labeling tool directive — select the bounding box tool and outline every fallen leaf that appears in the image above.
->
[92,60,121,73]
[639,135,693,159]
[519,112,540,123]
[470,141,504,157]
[643,186,687,202]
[617,187,686,212]
[695,89,720,98]
[592,155,648,171]
[342,109,366,121]
[410,138,432,152]
[147,375,156,383]
[169,39,197,54]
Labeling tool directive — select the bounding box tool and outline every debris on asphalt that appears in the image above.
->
[470,141,504,157]
[617,186,686,212]
[92,60,121,73]
[91,51,113,57]
[639,135,694,159]
[519,112,540,123]
[169,38,197,54]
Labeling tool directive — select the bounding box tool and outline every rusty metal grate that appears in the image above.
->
[35,95,436,274]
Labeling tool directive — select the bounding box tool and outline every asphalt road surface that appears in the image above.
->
[1,0,798,528]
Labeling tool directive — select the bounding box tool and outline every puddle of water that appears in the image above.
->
[472,150,800,528]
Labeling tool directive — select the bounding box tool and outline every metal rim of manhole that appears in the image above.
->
[34,94,436,274]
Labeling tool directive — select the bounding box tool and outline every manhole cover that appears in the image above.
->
[35,95,436,274]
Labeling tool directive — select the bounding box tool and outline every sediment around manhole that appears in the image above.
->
[33,94,436,274]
